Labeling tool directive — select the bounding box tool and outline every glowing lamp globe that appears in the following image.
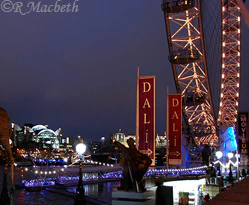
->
[76,143,86,155]
[216,151,223,159]
[228,152,234,159]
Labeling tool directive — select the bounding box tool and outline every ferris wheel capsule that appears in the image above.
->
[161,0,195,13]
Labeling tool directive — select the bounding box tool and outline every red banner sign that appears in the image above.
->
[238,111,249,166]
[168,94,182,165]
[137,76,155,166]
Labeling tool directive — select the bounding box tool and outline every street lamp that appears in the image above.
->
[216,151,223,159]
[74,143,86,205]
[215,151,223,176]
[227,152,234,184]
[227,152,234,159]
[76,143,86,156]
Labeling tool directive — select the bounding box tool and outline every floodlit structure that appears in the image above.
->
[161,0,246,167]
[161,0,218,146]
[218,0,241,128]
[15,124,62,149]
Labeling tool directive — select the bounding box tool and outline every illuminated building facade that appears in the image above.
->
[13,123,62,149]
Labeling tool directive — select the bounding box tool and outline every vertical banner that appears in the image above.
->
[136,75,156,166]
[237,111,249,167]
[168,94,182,165]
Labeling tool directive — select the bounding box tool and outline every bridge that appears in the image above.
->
[18,161,207,187]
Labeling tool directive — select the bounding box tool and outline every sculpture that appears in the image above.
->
[0,107,15,205]
[113,138,152,192]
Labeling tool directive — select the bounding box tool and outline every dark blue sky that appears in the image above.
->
[0,0,249,142]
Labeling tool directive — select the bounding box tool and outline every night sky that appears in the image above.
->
[0,0,249,142]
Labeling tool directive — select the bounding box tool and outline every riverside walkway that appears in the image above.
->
[206,177,249,205]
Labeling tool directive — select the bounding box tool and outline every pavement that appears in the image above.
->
[207,177,249,205]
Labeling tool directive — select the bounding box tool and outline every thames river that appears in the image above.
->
[0,165,120,205]
[12,181,120,205]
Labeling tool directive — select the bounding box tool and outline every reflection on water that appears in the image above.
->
[0,165,121,205]
[14,189,74,205]
[67,181,120,203]
[14,190,74,205]
[13,181,120,205]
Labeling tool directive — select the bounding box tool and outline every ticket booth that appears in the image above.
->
[163,178,206,205]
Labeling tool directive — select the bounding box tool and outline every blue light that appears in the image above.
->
[222,126,237,152]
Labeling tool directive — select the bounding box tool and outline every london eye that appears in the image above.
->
[161,0,247,164]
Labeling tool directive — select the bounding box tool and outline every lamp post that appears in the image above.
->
[216,151,223,176]
[235,153,240,180]
[215,151,223,160]
[74,143,86,205]
[227,152,234,184]
[227,152,234,160]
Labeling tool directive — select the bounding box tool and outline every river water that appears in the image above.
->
[0,165,121,205]
[13,188,75,205]
[12,181,120,205]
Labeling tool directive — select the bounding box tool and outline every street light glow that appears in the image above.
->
[76,143,86,155]
[216,151,223,159]
[228,152,234,159]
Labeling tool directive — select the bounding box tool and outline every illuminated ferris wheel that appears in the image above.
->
[161,0,218,146]
[218,0,241,128]
[161,0,245,147]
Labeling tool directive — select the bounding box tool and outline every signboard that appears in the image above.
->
[168,94,182,165]
[237,111,249,166]
[136,76,156,166]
